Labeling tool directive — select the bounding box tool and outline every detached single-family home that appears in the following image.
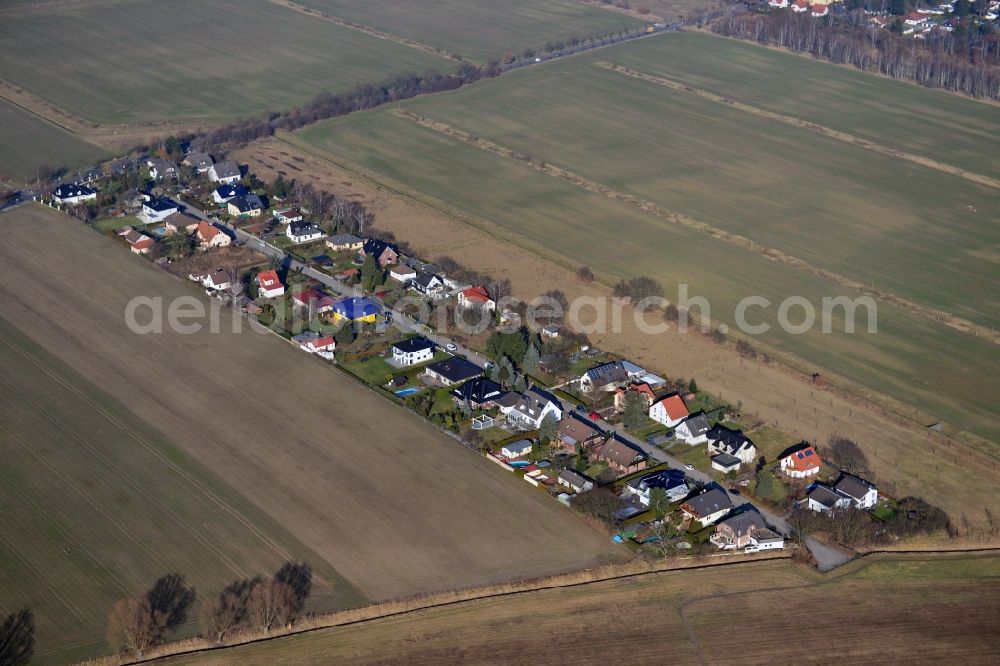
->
[706,425,757,465]
[451,377,503,409]
[123,229,155,255]
[360,238,398,267]
[391,336,435,366]
[162,213,201,235]
[502,386,563,431]
[286,221,324,244]
[208,160,241,184]
[409,272,445,297]
[141,197,179,224]
[579,361,632,393]
[423,357,482,387]
[227,194,265,217]
[212,184,249,204]
[904,11,928,25]
[458,285,496,311]
[649,393,689,428]
[196,221,231,248]
[327,234,364,252]
[675,412,711,445]
[255,269,284,298]
[768,0,789,7]
[614,382,656,413]
[388,264,418,283]
[304,336,336,359]
[834,474,878,509]
[147,159,177,180]
[540,325,560,340]
[501,439,533,459]
[711,453,743,474]
[680,488,733,528]
[779,443,822,479]
[810,3,828,16]
[557,414,605,452]
[202,269,231,292]
[591,436,647,476]
[805,483,851,513]
[183,151,213,173]
[558,470,595,494]
[274,208,303,224]
[292,288,336,314]
[625,469,689,506]
[53,183,97,205]
[711,510,784,551]
[791,0,809,11]
[331,296,379,323]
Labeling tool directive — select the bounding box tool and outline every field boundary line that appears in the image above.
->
[390,108,1000,347]
[103,549,1000,665]
[595,61,1000,191]
[267,0,465,63]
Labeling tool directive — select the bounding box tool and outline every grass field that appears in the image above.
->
[294,0,638,62]
[0,0,451,124]
[0,205,624,663]
[293,32,1000,445]
[0,98,107,183]
[161,553,1000,664]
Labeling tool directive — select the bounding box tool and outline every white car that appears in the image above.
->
[684,464,694,471]
[445,343,458,353]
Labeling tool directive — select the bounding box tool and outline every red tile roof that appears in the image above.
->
[654,394,689,421]
[257,269,282,290]
[197,220,220,241]
[462,285,492,302]
[782,445,822,472]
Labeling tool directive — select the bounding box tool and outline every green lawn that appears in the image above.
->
[295,0,639,62]
[0,0,452,124]
[0,99,107,182]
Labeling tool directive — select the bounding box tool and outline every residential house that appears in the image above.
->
[423,357,482,387]
[768,0,789,7]
[208,160,241,184]
[304,336,336,360]
[458,286,496,311]
[53,183,97,205]
[706,425,757,465]
[183,152,213,173]
[791,0,809,11]
[711,453,743,474]
[579,361,632,393]
[122,229,155,255]
[805,484,851,513]
[409,272,445,297]
[680,488,733,528]
[592,436,647,475]
[614,382,656,413]
[196,221,231,248]
[558,470,595,494]
[227,194,265,217]
[391,336,435,366]
[540,325,560,339]
[286,221,324,244]
[141,197,179,224]
[501,439,533,459]
[360,238,398,267]
[711,510,784,551]
[162,213,201,235]
[292,288,336,314]
[904,11,929,25]
[502,386,563,431]
[557,414,605,452]
[326,234,364,252]
[147,159,177,180]
[388,264,418,283]
[834,474,878,509]
[810,3,828,16]
[649,393,689,428]
[274,208,303,224]
[451,377,503,409]
[202,269,231,292]
[256,269,284,298]
[331,296,379,323]
[778,442,822,479]
[212,184,248,204]
[675,412,711,445]
[624,469,689,506]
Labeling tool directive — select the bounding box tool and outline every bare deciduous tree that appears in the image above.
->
[0,608,35,666]
[247,580,296,633]
[201,579,256,644]
[108,598,157,658]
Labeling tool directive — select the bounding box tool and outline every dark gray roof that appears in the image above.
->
[362,238,396,259]
[807,484,843,508]
[230,194,263,212]
[711,453,742,468]
[451,377,502,403]
[583,361,630,386]
[289,220,320,234]
[835,474,875,500]
[211,160,240,179]
[495,391,520,408]
[53,183,96,198]
[719,509,766,535]
[683,488,733,518]
[680,412,711,436]
[511,386,561,420]
[143,197,177,212]
[558,469,593,487]
[184,152,213,168]
[328,233,362,245]
[393,336,435,354]
[628,469,687,493]
[425,357,481,383]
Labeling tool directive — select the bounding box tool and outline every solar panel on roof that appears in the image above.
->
[805,450,813,457]
[797,452,804,458]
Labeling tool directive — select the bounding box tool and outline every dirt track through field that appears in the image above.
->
[596,61,1000,190]
[391,108,1000,346]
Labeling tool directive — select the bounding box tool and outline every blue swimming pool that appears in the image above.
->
[508,461,531,468]
[395,387,419,396]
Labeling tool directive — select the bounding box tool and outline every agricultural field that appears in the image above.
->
[294,0,638,62]
[0,0,451,125]
[162,553,1000,664]
[0,205,624,663]
[293,31,1000,445]
[0,98,107,183]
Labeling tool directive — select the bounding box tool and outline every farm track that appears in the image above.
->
[390,108,1000,347]
[267,0,465,62]
[596,61,1000,190]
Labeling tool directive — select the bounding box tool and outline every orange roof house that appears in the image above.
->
[648,393,689,427]
[779,443,822,479]
[614,382,656,413]
[458,285,496,311]
[256,269,284,298]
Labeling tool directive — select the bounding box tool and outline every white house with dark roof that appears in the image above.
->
[208,160,241,184]
[578,361,634,392]
[423,357,482,387]
[391,337,435,366]
[286,221,324,244]
[625,469,689,506]
[680,488,733,527]
[501,439,533,459]
[53,183,97,205]
[558,469,595,494]
[675,412,711,445]
[706,425,757,465]
[183,152,214,173]
[501,386,563,431]
[140,196,179,224]
[711,510,784,551]
[805,484,851,514]
[834,474,878,509]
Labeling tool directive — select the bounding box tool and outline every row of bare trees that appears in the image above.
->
[108,562,312,658]
[713,11,1000,99]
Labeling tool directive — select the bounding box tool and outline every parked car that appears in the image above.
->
[445,343,458,352]
[685,464,694,471]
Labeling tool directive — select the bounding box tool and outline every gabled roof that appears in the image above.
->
[390,264,417,275]
[627,468,687,494]
[412,271,442,288]
[510,386,562,420]
[211,160,240,179]
[393,336,435,354]
[289,220,320,235]
[229,194,263,212]
[256,269,282,290]
[558,469,593,488]
[780,442,822,471]
[328,233,363,246]
[596,438,646,468]
[682,488,733,519]
[461,285,492,302]
[426,357,482,383]
[214,184,248,199]
[834,474,876,500]
[582,361,630,386]
[707,425,754,455]
[557,414,603,444]
[679,412,711,436]
[718,509,766,536]
[197,220,221,241]
[451,377,502,403]
[807,484,843,509]
[652,393,688,421]
[163,212,201,230]
[205,269,229,287]
[183,151,213,168]
[362,238,396,258]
